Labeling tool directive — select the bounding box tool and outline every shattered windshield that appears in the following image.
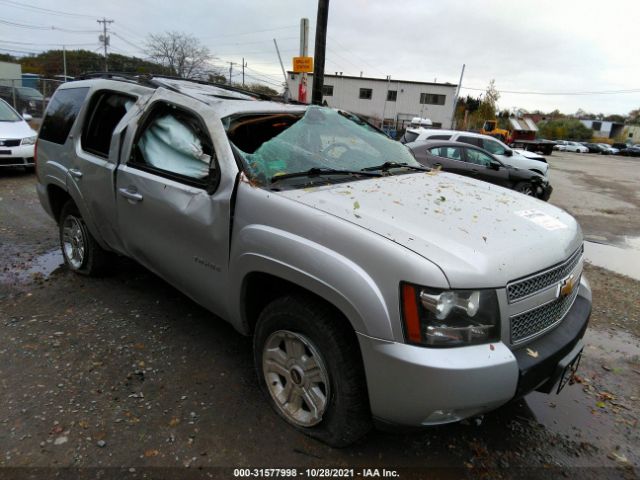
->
[226,106,419,186]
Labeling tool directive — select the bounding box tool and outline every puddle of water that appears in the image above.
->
[584,239,640,280]
[526,385,608,439]
[0,249,65,284]
[525,327,639,463]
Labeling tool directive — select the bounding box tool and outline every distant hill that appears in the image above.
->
[0,49,171,78]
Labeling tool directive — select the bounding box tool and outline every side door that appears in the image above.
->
[71,89,139,252]
[115,91,236,317]
[463,147,510,186]
[425,145,467,175]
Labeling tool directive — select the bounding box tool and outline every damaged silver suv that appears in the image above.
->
[36,75,591,447]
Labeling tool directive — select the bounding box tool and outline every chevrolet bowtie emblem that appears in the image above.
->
[559,274,576,298]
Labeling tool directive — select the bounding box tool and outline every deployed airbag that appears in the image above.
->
[139,114,211,179]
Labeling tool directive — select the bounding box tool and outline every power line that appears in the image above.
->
[0,46,41,55]
[0,17,99,33]
[461,86,640,96]
[326,35,386,76]
[214,57,283,79]
[325,45,360,72]
[244,69,283,84]
[210,48,296,56]
[0,39,97,47]
[211,37,297,48]
[0,0,96,19]
[243,73,282,87]
[114,22,147,43]
[111,31,146,54]
[201,25,297,40]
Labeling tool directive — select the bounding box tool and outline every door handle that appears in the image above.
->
[69,168,83,179]
[118,187,143,202]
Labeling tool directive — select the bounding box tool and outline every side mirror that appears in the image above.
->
[22,113,33,122]
[504,149,513,157]
[489,160,501,170]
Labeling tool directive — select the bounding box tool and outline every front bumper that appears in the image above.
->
[358,282,591,427]
[0,144,35,167]
[537,182,553,201]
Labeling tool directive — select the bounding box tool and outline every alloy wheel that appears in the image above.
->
[62,216,85,270]
[262,330,330,427]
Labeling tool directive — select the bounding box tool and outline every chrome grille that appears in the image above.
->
[507,246,583,303]
[510,277,580,344]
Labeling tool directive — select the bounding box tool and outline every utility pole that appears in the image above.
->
[450,63,465,129]
[299,18,309,103]
[227,61,238,85]
[63,45,67,82]
[381,75,390,130]
[311,0,330,105]
[273,38,289,101]
[242,57,247,87]
[97,18,114,72]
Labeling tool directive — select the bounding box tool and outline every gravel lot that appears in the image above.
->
[547,151,640,245]
[0,154,639,478]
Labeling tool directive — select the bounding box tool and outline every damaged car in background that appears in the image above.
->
[35,75,591,447]
[406,140,552,200]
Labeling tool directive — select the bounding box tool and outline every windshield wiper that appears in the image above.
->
[361,161,430,172]
[270,167,382,184]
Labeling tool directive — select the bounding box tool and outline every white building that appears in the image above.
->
[287,72,457,132]
[579,119,624,139]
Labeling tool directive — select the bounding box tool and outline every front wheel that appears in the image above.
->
[254,295,371,447]
[514,181,536,197]
[59,201,112,276]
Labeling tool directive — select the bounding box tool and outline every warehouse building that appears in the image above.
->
[579,119,624,139]
[287,72,457,134]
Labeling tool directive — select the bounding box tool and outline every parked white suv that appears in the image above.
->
[401,128,549,179]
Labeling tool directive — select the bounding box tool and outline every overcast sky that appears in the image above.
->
[3,0,639,115]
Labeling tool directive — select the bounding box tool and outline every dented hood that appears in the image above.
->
[275,172,582,288]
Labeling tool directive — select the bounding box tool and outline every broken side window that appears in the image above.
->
[132,103,214,184]
[81,90,136,158]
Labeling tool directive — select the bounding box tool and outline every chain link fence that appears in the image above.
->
[0,78,65,126]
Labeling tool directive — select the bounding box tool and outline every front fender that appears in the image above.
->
[229,224,391,339]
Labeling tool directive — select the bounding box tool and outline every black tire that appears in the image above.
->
[254,295,371,447]
[514,181,536,197]
[59,200,112,276]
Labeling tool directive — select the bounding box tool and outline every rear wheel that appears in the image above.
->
[254,295,371,447]
[59,201,112,276]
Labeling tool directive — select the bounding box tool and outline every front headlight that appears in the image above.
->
[21,136,37,145]
[401,283,500,347]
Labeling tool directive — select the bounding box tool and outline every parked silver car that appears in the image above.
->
[36,75,591,447]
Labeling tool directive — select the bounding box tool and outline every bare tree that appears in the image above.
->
[145,31,212,79]
[476,79,500,121]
